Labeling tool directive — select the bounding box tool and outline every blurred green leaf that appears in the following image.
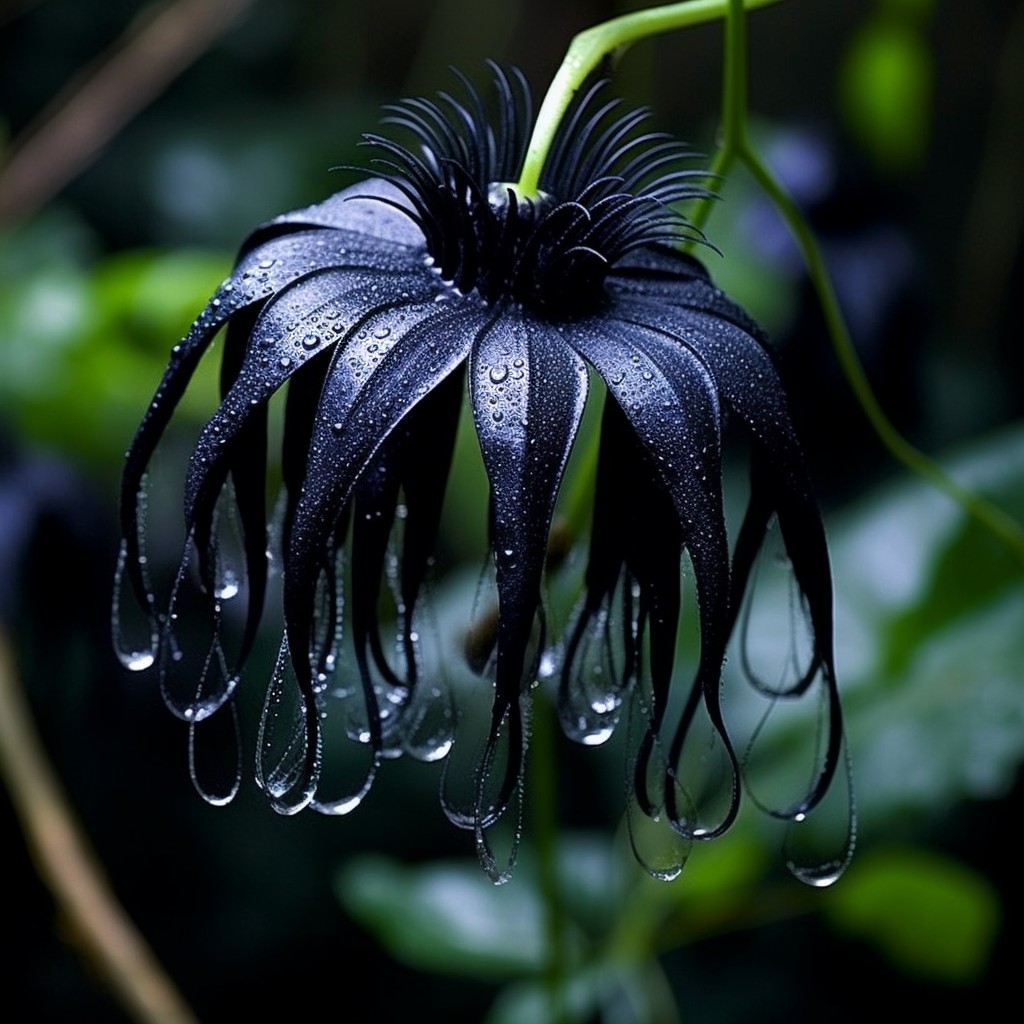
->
[824,845,999,983]
[485,960,676,1024]
[336,855,546,979]
[883,497,1024,678]
[839,15,932,173]
[833,426,1024,825]
[0,218,228,467]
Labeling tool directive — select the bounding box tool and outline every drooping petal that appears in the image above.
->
[567,312,741,840]
[459,309,588,877]
[608,245,766,342]
[184,264,435,534]
[559,395,682,747]
[156,266,437,722]
[242,178,424,251]
[114,195,426,671]
[624,291,843,824]
[345,366,463,757]
[267,299,489,814]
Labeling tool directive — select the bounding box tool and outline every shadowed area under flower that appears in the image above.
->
[113,66,850,883]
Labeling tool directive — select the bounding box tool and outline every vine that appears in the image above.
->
[521,0,1024,565]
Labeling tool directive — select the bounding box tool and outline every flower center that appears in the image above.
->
[364,68,710,316]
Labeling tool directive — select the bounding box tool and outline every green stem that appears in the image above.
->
[694,0,1024,564]
[742,143,1024,565]
[688,0,748,234]
[512,0,785,198]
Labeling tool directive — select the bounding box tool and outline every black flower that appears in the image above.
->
[114,67,846,881]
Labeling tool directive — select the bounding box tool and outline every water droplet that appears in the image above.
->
[580,723,614,746]
[489,365,508,384]
[215,570,240,601]
[538,650,556,678]
[125,650,155,672]
[302,332,320,349]
[279,356,292,369]
[373,326,391,340]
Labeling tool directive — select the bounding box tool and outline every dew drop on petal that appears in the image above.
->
[625,793,689,883]
[111,537,159,673]
[214,568,240,601]
[125,649,155,672]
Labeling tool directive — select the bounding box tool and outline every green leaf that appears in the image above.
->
[824,845,999,983]
[839,16,932,173]
[0,225,228,466]
[335,855,546,980]
[835,426,1024,823]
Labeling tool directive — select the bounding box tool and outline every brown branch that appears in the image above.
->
[0,0,255,227]
[0,629,198,1024]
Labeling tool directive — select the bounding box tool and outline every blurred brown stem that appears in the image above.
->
[0,629,198,1024]
[0,0,254,227]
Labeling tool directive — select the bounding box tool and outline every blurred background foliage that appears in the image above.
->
[1,0,1023,1020]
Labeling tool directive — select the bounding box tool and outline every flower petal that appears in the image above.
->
[568,313,741,840]
[461,312,587,874]
[559,395,682,747]
[275,300,489,811]
[244,179,424,251]
[630,297,843,823]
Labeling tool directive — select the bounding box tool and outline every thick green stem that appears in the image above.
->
[688,0,748,234]
[513,0,785,198]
